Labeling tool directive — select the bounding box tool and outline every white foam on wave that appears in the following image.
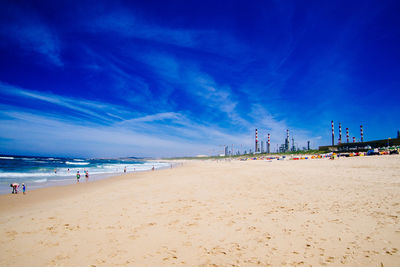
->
[73,159,85,161]
[34,178,48,183]
[66,161,90,165]
[0,172,55,178]
[87,162,169,173]
[0,156,14,160]
[32,160,48,163]
[21,158,36,161]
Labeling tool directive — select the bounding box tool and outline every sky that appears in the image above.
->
[0,0,399,158]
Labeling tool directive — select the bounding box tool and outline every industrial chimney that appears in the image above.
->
[360,125,364,142]
[255,129,258,153]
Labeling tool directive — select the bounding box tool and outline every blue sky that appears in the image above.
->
[0,0,399,157]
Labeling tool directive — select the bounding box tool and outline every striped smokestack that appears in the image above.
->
[338,123,342,144]
[267,133,270,154]
[353,137,356,143]
[331,120,335,146]
[360,125,364,142]
[346,128,349,143]
[255,129,258,153]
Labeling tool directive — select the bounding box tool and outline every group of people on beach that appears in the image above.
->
[10,183,26,194]
[76,170,89,183]
[11,165,162,194]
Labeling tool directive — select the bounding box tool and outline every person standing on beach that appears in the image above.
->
[124,166,127,173]
[76,171,80,183]
[85,170,89,182]
[22,183,26,194]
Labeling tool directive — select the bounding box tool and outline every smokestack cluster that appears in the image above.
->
[328,121,366,147]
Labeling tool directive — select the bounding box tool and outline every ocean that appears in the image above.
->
[0,155,170,194]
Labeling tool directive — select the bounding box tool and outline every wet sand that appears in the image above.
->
[0,155,399,266]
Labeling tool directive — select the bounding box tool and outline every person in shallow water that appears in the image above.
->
[76,171,80,183]
[22,183,26,194]
[85,171,89,181]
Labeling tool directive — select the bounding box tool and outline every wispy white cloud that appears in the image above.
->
[133,52,250,126]
[0,82,130,123]
[109,51,321,149]
[88,10,196,48]
[123,112,182,123]
[0,104,253,157]
[0,82,256,156]
[84,9,247,58]
[80,48,156,108]
[123,51,314,148]
[0,79,320,156]
[0,110,206,157]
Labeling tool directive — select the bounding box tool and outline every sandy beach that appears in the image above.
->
[0,155,399,266]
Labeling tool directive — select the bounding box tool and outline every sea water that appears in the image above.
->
[0,155,170,194]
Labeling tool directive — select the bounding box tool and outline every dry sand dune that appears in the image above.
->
[0,155,399,266]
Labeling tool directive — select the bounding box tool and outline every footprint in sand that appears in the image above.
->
[128,234,138,240]
[183,241,192,246]
[6,230,18,238]
[159,247,178,262]
[168,219,180,226]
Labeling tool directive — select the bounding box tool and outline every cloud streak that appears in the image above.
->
[0,82,263,157]
[0,82,123,123]
[84,8,247,58]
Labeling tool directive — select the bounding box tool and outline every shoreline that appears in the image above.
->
[0,161,180,213]
[0,160,174,196]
